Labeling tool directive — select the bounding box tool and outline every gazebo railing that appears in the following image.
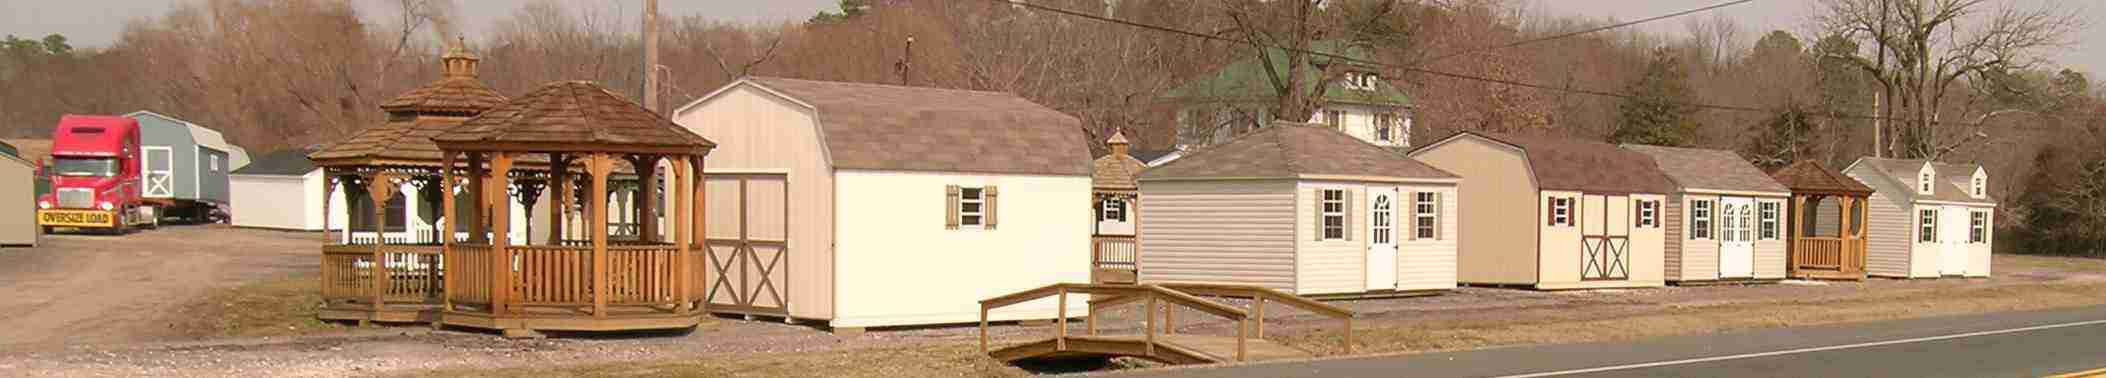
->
[320,244,445,307]
[447,244,496,305]
[445,243,690,315]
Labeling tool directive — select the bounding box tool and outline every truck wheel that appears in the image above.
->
[42,226,54,235]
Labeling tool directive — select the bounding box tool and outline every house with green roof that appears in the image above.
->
[1164,40,1415,149]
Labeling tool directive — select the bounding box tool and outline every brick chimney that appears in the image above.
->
[442,37,480,78]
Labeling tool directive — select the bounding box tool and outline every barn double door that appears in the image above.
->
[703,174,790,316]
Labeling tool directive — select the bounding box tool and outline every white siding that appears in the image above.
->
[1909,204,1942,278]
[1295,182,1367,295]
[1849,166,1916,278]
[232,173,317,231]
[1396,184,1458,291]
[1303,103,1412,148]
[830,170,1091,327]
[1971,209,1994,277]
[1136,180,1298,290]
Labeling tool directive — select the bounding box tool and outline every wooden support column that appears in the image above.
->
[691,156,707,310]
[321,170,336,245]
[367,173,396,309]
[442,153,457,310]
[673,157,693,312]
[636,155,660,242]
[488,153,515,315]
[467,153,488,243]
[1144,293,1156,356]
[1056,286,1068,351]
[1253,297,1266,339]
[550,154,570,244]
[590,153,613,318]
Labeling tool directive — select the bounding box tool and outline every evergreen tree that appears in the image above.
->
[1743,103,1816,171]
[1611,48,1700,146]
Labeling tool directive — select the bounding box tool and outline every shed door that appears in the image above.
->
[1365,187,1398,291]
[703,174,790,316]
[1718,197,1754,278]
[142,147,174,198]
[1939,205,1968,275]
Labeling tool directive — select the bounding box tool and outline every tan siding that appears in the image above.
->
[1397,184,1459,291]
[1662,194,1683,279]
[1849,166,1914,278]
[1676,194,1720,281]
[1296,182,1367,295]
[1137,180,1299,291]
[675,85,836,320]
[0,157,32,245]
[1754,197,1789,279]
[1410,137,1539,285]
[1539,191,1666,289]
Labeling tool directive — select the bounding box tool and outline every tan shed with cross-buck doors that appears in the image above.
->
[1409,132,1675,290]
[673,77,1093,330]
[1621,145,1792,284]
[1136,122,1460,296]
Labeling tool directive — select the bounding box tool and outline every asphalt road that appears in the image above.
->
[1120,305,2106,378]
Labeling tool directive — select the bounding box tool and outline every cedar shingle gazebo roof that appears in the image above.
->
[1092,131,1147,191]
[434,81,715,154]
[1770,160,1873,195]
[378,76,509,115]
[309,39,506,167]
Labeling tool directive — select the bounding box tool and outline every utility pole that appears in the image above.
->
[641,0,662,114]
[1872,0,1888,158]
[896,36,914,85]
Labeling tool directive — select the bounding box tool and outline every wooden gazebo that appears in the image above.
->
[432,81,715,335]
[311,39,510,323]
[1770,161,1874,280]
[1090,130,1143,284]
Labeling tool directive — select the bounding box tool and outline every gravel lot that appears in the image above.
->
[1,226,2102,377]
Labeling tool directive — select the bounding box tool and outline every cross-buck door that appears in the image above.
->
[1366,188,1398,291]
[703,174,790,317]
[142,146,174,198]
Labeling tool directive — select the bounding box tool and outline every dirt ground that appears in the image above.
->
[2,226,2105,377]
[0,225,315,349]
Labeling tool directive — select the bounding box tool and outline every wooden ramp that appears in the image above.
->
[979,283,1354,366]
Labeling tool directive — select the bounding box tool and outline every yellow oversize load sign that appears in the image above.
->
[38,210,115,228]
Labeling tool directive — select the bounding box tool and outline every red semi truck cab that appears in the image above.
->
[37,115,154,232]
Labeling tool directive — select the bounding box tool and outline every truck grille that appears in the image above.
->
[58,188,94,209]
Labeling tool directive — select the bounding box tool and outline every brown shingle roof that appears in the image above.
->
[1451,132,1676,194]
[308,115,470,166]
[434,81,714,152]
[1140,123,1457,181]
[379,77,509,114]
[1769,160,1872,195]
[1622,144,1788,194]
[742,77,1091,176]
[1093,131,1146,190]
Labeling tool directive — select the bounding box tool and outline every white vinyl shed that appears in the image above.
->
[1845,158,1995,278]
[673,77,1094,330]
[230,149,326,231]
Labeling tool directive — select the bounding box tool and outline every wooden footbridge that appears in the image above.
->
[979,283,1355,365]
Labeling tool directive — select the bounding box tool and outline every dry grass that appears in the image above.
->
[404,343,1027,378]
[170,275,349,338]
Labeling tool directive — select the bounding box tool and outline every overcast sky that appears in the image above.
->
[2,0,2098,74]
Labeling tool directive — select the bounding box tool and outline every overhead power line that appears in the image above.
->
[991,0,2003,127]
[1416,0,1761,64]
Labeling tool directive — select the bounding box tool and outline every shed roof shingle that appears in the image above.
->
[742,77,1090,176]
[1435,132,1676,194]
[1855,157,1996,203]
[1621,144,1788,194]
[235,149,319,176]
[1769,160,1873,195]
[435,81,715,151]
[1140,123,1456,181]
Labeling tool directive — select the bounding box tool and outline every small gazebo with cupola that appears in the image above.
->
[431,80,716,334]
[311,38,512,324]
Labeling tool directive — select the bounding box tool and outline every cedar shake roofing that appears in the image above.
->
[308,115,474,166]
[1854,157,1997,203]
[1139,122,1456,181]
[1093,132,1147,190]
[378,77,509,114]
[434,81,715,152]
[1432,132,1676,194]
[740,77,1090,176]
[1769,160,1872,195]
[1621,144,1788,194]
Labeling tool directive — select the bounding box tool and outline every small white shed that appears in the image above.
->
[674,77,1094,330]
[230,149,326,231]
[1137,123,1461,295]
[1844,158,1995,278]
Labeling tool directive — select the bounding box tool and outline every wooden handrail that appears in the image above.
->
[1152,282,1355,319]
[981,282,1355,362]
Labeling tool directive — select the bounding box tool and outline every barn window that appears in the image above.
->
[1969,211,1987,243]
[1918,209,1937,243]
[1415,191,1438,239]
[1759,202,1780,240]
[1690,200,1713,239]
[1637,200,1658,228]
[1100,199,1126,222]
[959,187,985,227]
[1549,197,1572,227]
[1321,189,1346,240]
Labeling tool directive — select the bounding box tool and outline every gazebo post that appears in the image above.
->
[488,153,515,316]
[467,153,488,243]
[673,158,693,312]
[442,153,457,311]
[690,156,707,311]
[367,173,396,311]
[590,153,613,318]
[634,155,660,243]
[550,154,570,244]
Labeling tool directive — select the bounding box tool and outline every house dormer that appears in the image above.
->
[1917,162,1936,195]
[1970,166,1988,199]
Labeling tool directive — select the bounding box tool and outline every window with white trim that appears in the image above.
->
[1969,211,1988,243]
[1100,199,1126,222]
[1918,209,1937,243]
[959,187,985,227]
[1637,200,1658,228]
[1321,189,1346,240]
[1415,191,1438,239]
[209,155,221,172]
[1549,197,1572,227]
[1690,200,1713,239]
[1758,202,1780,240]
